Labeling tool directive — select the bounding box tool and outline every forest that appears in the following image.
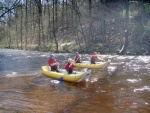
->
[0,0,150,55]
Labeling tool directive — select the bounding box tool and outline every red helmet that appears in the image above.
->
[94,52,97,54]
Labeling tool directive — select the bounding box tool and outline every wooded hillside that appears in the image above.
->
[0,0,150,55]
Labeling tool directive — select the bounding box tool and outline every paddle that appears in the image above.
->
[58,74,65,82]
[57,64,65,82]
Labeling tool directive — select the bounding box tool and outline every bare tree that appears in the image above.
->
[25,0,28,50]
[20,3,23,49]
[119,0,129,54]
[50,0,59,52]
[34,0,42,50]
[0,0,21,18]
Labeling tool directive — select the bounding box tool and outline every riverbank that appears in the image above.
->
[1,41,149,56]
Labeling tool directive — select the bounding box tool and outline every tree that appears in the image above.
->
[52,0,59,52]
[0,0,21,18]
[119,0,129,55]
[25,0,28,50]
[34,0,42,50]
[0,0,150,55]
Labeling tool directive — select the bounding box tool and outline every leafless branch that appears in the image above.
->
[0,0,21,18]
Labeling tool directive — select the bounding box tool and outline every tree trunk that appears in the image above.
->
[66,0,68,29]
[53,0,59,52]
[100,0,106,42]
[36,0,42,50]
[25,0,28,50]
[47,2,52,43]
[61,0,65,41]
[120,0,129,55]
[139,0,144,53]
[73,1,88,52]
[71,0,82,50]
[38,14,41,50]
[31,2,35,45]
[62,0,64,27]
[8,13,11,48]
[89,0,93,43]
[41,10,44,46]
[20,4,23,49]
[15,7,18,49]
[71,0,74,25]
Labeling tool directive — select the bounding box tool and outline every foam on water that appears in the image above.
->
[6,72,17,77]
[0,49,150,113]
[127,79,142,83]
[134,86,150,92]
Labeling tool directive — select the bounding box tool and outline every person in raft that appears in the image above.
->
[90,52,105,64]
[74,51,81,63]
[48,54,59,72]
[65,58,75,74]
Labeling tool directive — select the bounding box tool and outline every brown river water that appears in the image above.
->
[0,49,150,113]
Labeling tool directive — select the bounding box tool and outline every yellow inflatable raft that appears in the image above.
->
[74,60,111,69]
[42,66,91,82]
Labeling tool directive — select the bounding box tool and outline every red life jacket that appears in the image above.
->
[65,63,75,71]
[48,58,57,67]
[91,55,98,60]
[74,55,80,62]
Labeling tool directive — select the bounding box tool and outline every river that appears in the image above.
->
[0,49,150,113]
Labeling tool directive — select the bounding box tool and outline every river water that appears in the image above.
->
[0,49,150,113]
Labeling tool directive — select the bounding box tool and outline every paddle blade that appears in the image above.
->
[58,76,63,82]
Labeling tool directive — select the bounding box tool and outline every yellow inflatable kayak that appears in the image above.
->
[42,66,91,82]
[74,60,111,69]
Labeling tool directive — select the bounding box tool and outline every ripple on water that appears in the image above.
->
[134,86,150,92]
[0,49,150,113]
[126,79,142,83]
[6,72,17,77]
[50,80,61,84]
